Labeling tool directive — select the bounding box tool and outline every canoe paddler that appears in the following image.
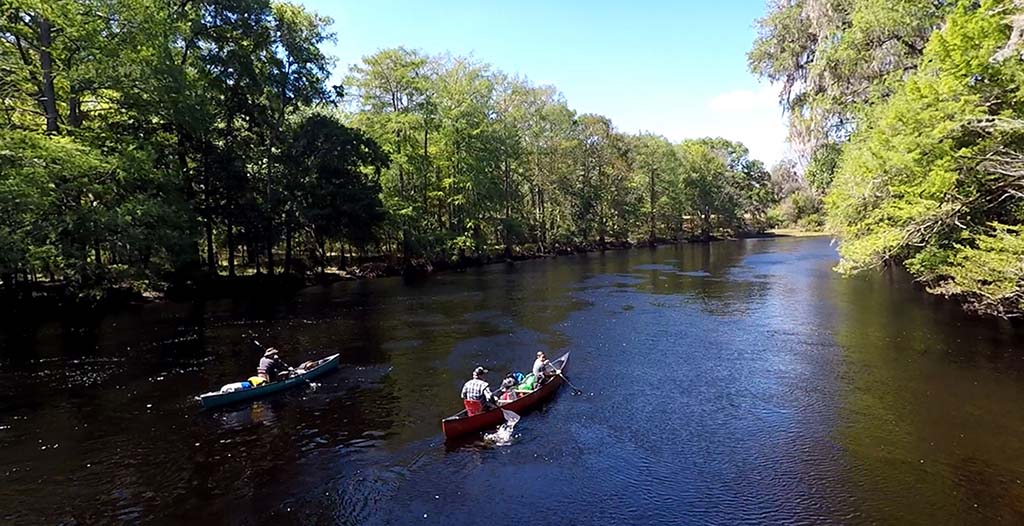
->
[460,366,495,416]
[257,348,287,383]
[499,374,519,401]
[533,351,555,385]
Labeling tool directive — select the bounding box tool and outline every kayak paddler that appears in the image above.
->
[257,348,288,383]
[460,366,495,416]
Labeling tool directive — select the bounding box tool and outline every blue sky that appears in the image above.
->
[299,0,788,165]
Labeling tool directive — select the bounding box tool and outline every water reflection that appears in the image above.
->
[830,266,1024,524]
[583,241,788,322]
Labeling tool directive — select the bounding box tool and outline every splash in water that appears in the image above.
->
[483,409,520,446]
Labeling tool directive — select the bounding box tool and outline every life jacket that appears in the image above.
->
[463,399,485,416]
[518,373,536,391]
[248,376,266,387]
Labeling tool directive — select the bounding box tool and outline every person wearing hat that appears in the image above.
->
[460,366,495,416]
[257,347,287,383]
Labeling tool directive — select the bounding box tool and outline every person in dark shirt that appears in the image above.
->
[257,348,287,383]
[499,374,519,401]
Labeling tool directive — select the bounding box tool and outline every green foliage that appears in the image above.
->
[0,0,372,295]
[824,0,1024,315]
[346,50,779,258]
[671,138,773,238]
[676,140,734,239]
[750,0,951,148]
[774,188,823,228]
[629,134,679,241]
[280,111,387,270]
[1,2,778,301]
[0,129,193,292]
[930,224,1024,317]
[805,143,841,194]
[752,0,1024,316]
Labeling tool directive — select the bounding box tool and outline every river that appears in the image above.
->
[2,236,1023,525]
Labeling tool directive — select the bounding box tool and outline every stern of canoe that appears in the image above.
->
[442,408,507,438]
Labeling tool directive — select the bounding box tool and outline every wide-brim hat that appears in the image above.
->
[264,348,278,357]
[473,366,488,377]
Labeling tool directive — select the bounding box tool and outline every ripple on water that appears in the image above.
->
[4,238,1024,525]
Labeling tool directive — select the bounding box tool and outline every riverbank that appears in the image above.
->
[765,228,830,237]
[2,233,822,319]
[0,240,640,319]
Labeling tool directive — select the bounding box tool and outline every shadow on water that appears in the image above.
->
[2,237,1024,525]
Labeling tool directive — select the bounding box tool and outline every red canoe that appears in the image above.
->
[441,352,570,440]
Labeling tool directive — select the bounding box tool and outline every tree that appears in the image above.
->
[804,142,841,195]
[575,114,635,247]
[346,47,431,257]
[749,0,951,153]
[677,140,734,240]
[280,112,387,272]
[1,13,779,303]
[827,0,1024,316]
[518,87,577,249]
[630,134,678,244]
[264,1,336,274]
[0,0,197,296]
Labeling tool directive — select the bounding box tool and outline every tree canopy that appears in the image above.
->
[753,0,1024,316]
[1,0,776,302]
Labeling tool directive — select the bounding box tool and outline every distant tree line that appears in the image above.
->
[1,0,775,301]
[343,48,775,261]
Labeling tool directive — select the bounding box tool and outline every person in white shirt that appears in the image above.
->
[532,351,554,385]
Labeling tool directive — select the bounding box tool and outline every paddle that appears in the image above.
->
[552,369,584,396]
[253,340,314,388]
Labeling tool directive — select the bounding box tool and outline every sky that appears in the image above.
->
[299,0,789,165]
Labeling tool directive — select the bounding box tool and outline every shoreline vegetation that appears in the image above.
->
[765,229,829,238]
[7,1,1021,318]
[3,1,807,318]
[751,0,1024,317]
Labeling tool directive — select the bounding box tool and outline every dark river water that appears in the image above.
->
[2,237,1024,525]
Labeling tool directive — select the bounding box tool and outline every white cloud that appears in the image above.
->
[655,84,791,166]
[571,82,791,166]
[707,85,779,113]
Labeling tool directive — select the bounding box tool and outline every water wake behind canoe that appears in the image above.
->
[483,410,520,446]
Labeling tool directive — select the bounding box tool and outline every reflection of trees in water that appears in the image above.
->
[829,269,1024,524]
[0,257,598,523]
[614,242,773,318]
[288,260,587,443]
